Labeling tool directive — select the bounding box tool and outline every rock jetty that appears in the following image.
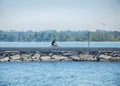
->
[0,47,120,62]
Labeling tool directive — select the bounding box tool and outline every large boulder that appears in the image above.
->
[10,54,21,60]
[70,55,80,61]
[110,57,120,61]
[112,51,120,57]
[98,54,112,60]
[0,57,9,62]
[98,54,112,61]
[1,53,9,58]
[32,53,41,61]
[21,54,32,61]
[51,55,70,61]
[41,56,51,61]
[79,54,96,61]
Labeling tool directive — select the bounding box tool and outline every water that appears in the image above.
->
[0,42,120,47]
[0,62,120,86]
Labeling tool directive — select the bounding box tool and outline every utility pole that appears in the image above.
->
[87,31,90,54]
[88,31,90,48]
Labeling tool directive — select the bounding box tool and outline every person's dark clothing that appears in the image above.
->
[51,39,56,46]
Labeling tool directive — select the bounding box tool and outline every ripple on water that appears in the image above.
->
[0,62,120,86]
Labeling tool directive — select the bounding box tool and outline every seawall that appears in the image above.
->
[0,47,120,62]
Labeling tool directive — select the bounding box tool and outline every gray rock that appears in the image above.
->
[25,59,33,61]
[98,54,111,60]
[79,54,96,61]
[10,59,21,62]
[32,53,41,61]
[0,57,9,62]
[97,54,112,61]
[110,57,120,61]
[21,54,32,61]
[1,53,9,58]
[10,54,21,60]
[41,56,51,61]
[70,56,80,61]
[99,59,109,61]
[52,55,70,61]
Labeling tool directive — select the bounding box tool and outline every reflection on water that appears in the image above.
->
[0,62,120,86]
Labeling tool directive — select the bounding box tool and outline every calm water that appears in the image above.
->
[0,42,120,47]
[0,62,120,86]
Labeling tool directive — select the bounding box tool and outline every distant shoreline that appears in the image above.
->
[0,30,120,42]
[0,47,120,62]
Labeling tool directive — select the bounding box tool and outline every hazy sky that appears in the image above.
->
[0,0,120,31]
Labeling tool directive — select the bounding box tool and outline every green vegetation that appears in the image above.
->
[0,30,120,42]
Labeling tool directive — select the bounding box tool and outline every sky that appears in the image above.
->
[0,0,120,31]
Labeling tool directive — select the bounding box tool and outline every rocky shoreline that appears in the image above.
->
[0,48,120,62]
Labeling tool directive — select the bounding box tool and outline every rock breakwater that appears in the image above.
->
[0,47,120,62]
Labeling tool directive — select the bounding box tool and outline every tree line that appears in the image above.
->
[0,30,120,42]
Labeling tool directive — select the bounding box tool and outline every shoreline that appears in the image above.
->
[0,47,120,62]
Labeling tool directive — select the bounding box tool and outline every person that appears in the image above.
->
[51,39,57,46]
